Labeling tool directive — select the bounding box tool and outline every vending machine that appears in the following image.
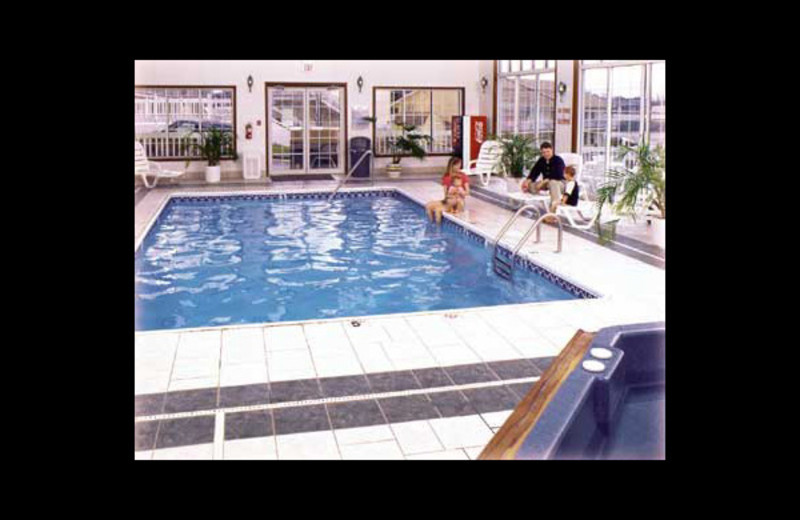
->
[451,115,488,166]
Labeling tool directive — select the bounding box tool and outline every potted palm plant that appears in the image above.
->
[595,140,666,246]
[492,134,539,191]
[184,127,237,183]
[385,123,431,178]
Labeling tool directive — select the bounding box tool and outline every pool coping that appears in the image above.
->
[134,186,608,336]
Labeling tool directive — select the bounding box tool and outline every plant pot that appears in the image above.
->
[651,217,665,248]
[386,164,402,179]
[205,165,221,183]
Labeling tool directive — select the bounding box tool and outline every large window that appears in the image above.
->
[579,60,665,194]
[373,87,464,156]
[134,86,236,160]
[496,61,556,146]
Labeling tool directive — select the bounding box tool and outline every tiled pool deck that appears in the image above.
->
[134,179,665,460]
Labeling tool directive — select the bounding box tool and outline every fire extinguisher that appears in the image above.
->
[245,123,253,140]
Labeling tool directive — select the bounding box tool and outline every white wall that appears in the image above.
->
[135,60,484,177]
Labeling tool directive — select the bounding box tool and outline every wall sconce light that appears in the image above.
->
[357,76,364,93]
[247,75,254,93]
[480,76,489,94]
[557,81,568,100]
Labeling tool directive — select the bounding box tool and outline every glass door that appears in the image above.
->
[268,87,305,173]
[268,85,345,174]
[307,87,343,173]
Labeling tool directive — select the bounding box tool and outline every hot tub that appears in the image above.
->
[514,322,665,460]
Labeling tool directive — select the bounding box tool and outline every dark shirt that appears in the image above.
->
[564,180,579,206]
[526,155,565,182]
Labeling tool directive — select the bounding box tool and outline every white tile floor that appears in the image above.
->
[136,181,665,460]
[406,449,470,460]
[152,443,214,460]
[340,440,405,460]
[428,415,495,450]
[275,431,341,460]
[223,436,278,460]
[334,424,395,446]
[390,420,445,455]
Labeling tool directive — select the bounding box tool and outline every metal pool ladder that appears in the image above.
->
[491,204,563,279]
[327,150,373,203]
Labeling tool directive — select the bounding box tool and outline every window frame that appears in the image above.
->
[371,86,465,158]
[134,85,238,162]
[263,82,349,175]
[495,61,557,146]
[577,60,665,173]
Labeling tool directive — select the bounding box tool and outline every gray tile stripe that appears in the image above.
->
[135,375,539,423]
[135,357,549,417]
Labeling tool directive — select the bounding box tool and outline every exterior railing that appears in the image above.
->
[135,134,234,160]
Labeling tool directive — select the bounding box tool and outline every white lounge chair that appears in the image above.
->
[465,140,503,187]
[556,200,619,230]
[135,141,185,188]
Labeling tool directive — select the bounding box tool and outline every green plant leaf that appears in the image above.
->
[497,134,539,178]
[595,139,666,220]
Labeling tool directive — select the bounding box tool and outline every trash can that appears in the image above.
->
[349,137,371,179]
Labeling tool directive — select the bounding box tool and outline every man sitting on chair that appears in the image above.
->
[520,142,566,213]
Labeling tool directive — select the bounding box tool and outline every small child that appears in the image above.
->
[560,165,580,208]
[445,175,467,215]
[544,165,579,223]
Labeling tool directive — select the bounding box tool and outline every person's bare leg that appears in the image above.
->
[435,207,443,224]
[545,181,565,222]
[426,201,440,222]
[530,180,544,194]
[548,180,564,209]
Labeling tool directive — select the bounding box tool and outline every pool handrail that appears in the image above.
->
[478,329,595,460]
[327,149,373,202]
[492,203,542,246]
[511,212,563,257]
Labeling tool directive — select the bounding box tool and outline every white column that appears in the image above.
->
[554,60,576,154]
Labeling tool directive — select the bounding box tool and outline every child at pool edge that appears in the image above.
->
[445,174,467,215]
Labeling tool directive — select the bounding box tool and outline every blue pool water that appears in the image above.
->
[135,193,578,331]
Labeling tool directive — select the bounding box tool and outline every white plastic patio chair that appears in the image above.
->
[556,200,619,230]
[135,141,185,188]
[465,140,503,187]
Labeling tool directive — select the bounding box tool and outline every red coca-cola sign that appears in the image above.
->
[469,116,487,162]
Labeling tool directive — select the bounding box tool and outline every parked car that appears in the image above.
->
[159,120,233,135]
